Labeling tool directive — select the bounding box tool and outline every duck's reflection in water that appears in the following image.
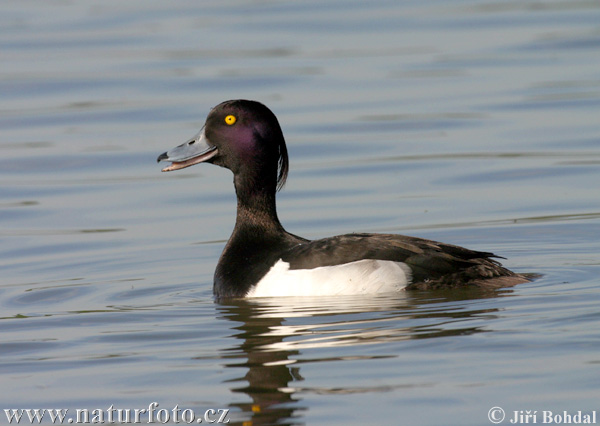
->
[216,289,508,425]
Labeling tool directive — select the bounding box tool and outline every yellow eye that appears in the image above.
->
[224,115,236,125]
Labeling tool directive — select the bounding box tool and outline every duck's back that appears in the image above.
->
[282,233,526,290]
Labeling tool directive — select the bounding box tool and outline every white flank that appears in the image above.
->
[246,259,412,298]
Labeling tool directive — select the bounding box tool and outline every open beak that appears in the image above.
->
[157,128,218,172]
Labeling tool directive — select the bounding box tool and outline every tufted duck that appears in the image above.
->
[158,100,530,298]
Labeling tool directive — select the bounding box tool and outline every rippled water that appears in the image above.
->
[2,1,600,425]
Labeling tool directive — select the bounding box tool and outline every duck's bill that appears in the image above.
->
[157,129,218,172]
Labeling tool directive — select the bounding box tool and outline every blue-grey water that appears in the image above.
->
[2,1,600,425]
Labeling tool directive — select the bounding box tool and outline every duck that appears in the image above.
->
[158,99,530,298]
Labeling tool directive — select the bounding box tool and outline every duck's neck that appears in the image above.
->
[233,175,285,235]
[214,176,296,297]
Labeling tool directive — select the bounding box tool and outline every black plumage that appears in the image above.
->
[158,99,530,298]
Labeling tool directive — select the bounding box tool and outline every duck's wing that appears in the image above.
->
[281,233,527,289]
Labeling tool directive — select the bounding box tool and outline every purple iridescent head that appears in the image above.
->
[158,100,289,192]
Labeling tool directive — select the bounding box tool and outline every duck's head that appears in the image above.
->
[157,100,289,191]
